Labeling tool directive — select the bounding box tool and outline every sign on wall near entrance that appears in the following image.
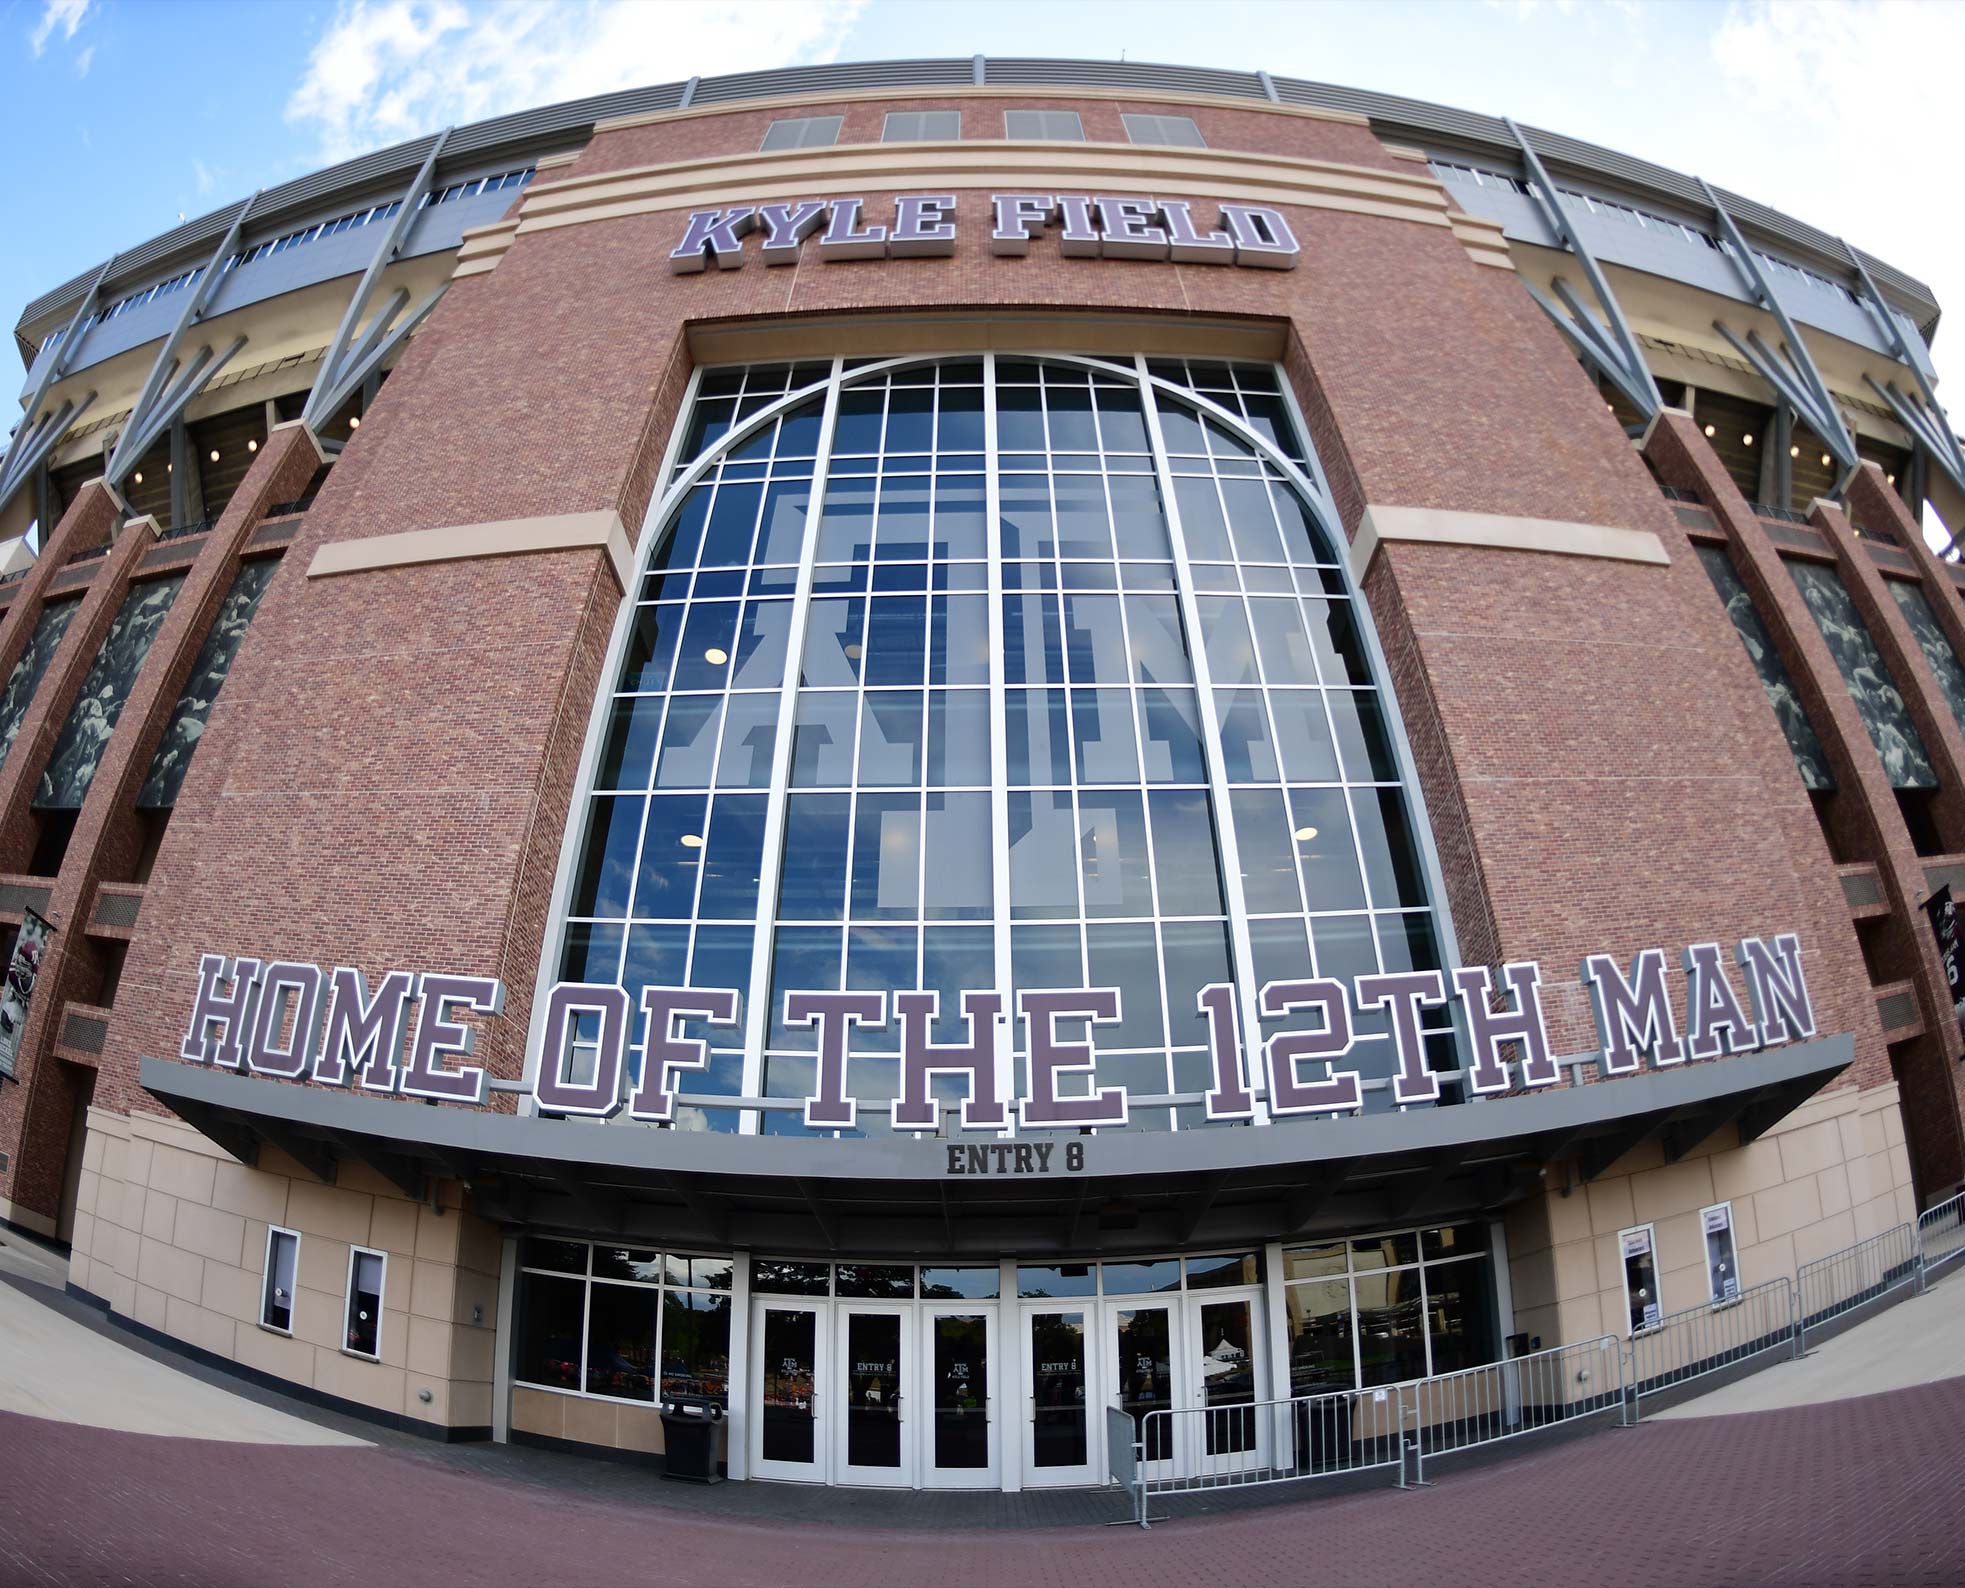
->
[174,933,1819,1133]
[668,193,1302,273]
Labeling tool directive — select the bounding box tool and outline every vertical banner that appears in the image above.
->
[0,907,54,1079]
[1922,884,1965,1042]
[1702,1204,1740,1303]
[1620,1225,1661,1332]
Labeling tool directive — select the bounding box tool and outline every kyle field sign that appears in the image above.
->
[669,193,1301,273]
[176,932,1818,1133]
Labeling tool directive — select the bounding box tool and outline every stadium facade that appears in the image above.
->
[0,57,1960,1487]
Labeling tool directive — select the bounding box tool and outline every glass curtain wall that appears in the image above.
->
[556,355,1454,1134]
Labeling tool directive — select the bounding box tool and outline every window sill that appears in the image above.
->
[340,1348,383,1363]
[257,1321,294,1339]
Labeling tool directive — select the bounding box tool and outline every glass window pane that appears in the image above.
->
[1287,788,1368,910]
[716,693,779,787]
[927,691,990,786]
[1052,476,1112,559]
[1287,1278,1355,1395]
[863,597,927,686]
[851,793,922,918]
[859,691,925,786]
[1248,598,1317,686]
[930,595,990,685]
[1354,789,1430,908]
[1007,689,1070,784]
[1172,477,1232,561]
[696,795,767,920]
[1353,1269,1427,1387]
[1160,920,1231,1050]
[1108,475,1170,558]
[1197,596,1259,687]
[1327,690,1400,782]
[923,927,995,1039]
[662,1289,732,1405]
[1312,913,1378,984]
[923,793,992,918]
[1086,921,1163,1046]
[791,692,858,786]
[757,479,810,564]
[733,600,792,689]
[699,482,762,566]
[1071,689,1138,783]
[653,696,723,788]
[621,605,679,693]
[585,1282,658,1400]
[1009,791,1080,917]
[999,472,1053,556]
[1138,688,1205,783]
[1423,1260,1495,1375]
[1004,592,1064,684]
[801,598,865,687]
[778,795,851,919]
[572,795,643,918]
[596,697,661,790]
[1215,690,1278,782]
[767,927,841,1048]
[1077,790,1154,917]
[634,796,707,917]
[514,1273,584,1391]
[1304,596,1373,687]
[1126,595,1192,686]
[1231,788,1304,913]
[1221,478,1286,562]
[1268,692,1340,782]
[1148,789,1225,915]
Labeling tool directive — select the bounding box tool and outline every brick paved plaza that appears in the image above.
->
[4,1364,1962,1586]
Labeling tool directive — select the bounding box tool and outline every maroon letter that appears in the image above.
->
[785,990,885,1129]
[1263,978,1362,1116]
[1019,988,1127,1128]
[533,983,631,1117]
[892,990,1006,1132]
[629,986,740,1123]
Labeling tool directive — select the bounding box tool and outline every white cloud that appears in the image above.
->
[28,0,90,57]
[74,42,93,76]
[287,0,867,164]
[193,159,214,195]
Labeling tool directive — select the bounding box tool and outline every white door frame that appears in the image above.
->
[749,1297,831,1483]
[1181,1286,1270,1478]
[1019,1299,1102,1487]
[919,1302,999,1490]
[1103,1294,1183,1483]
[835,1302,913,1488]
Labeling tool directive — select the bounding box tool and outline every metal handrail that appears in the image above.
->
[1128,1383,1403,1524]
[1627,1275,1796,1413]
[1751,501,1810,524]
[1657,484,1704,504]
[1409,1335,1621,1482]
[1918,1190,1965,1280]
[1795,1221,1919,1350]
[65,542,110,565]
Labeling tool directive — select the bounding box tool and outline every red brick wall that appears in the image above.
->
[66,96,1887,1219]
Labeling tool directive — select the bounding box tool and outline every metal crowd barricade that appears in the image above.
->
[1626,1276,1796,1418]
[1795,1220,1918,1350]
[1124,1386,1404,1525]
[1917,1190,1965,1283]
[1407,1335,1621,1484]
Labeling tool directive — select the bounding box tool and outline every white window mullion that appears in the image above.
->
[738,360,847,1131]
[1134,356,1269,1125]
[982,353,1017,1134]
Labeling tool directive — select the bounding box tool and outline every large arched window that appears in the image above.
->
[548,354,1458,1135]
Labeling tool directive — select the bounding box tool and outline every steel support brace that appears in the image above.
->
[1506,118,1660,422]
[1844,241,1965,528]
[105,193,260,488]
[1702,178,1857,476]
[302,127,452,432]
[0,263,109,516]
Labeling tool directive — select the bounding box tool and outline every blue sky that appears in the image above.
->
[2,0,1959,403]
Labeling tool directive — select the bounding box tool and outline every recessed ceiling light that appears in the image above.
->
[1704,424,1716,437]
[679,833,704,849]
[133,471,143,484]
[704,647,728,665]
[1742,433,1754,446]
[844,643,863,660]
[247,439,258,453]
[348,416,360,429]
[1821,454,1831,467]
[210,449,221,463]
[1789,445,1799,458]
[1293,826,1318,842]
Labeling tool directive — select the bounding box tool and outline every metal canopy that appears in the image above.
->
[142,1034,1850,1259]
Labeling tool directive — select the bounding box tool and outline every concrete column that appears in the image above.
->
[727,1250,752,1480]
[998,1256,1022,1491]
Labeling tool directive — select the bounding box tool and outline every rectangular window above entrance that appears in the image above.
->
[761,115,843,151]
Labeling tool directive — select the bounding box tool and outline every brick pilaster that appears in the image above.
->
[1644,410,1965,1200]
[0,424,326,1222]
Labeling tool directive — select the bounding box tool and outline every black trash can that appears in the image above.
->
[659,1395,724,1483]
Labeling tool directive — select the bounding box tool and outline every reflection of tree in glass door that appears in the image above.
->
[1195,1298,1256,1456]
[1028,1311,1088,1469]
[932,1313,989,1470]
[1114,1306,1173,1460]
[761,1307,819,1465]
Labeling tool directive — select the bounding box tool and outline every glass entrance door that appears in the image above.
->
[923,1307,996,1488]
[836,1305,911,1487]
[1107,1302,1178,1475]
[751,1301,828,1482]
[1023,1307,1098,1485]
[1184,1292,1267,1477]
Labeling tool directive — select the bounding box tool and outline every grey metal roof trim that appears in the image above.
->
[14,55,1941,357]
